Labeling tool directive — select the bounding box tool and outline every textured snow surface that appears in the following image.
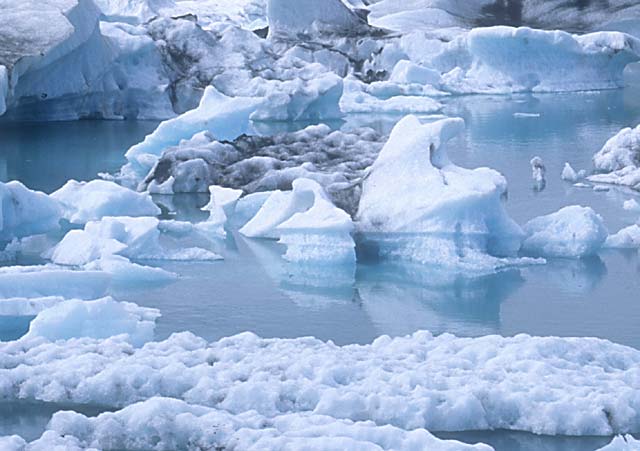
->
[356,115,526,270]
[590,124,640,190]
[0,181,61,244]
[51,180,159,224]
[522,206,609,258]
[2,330,640,436]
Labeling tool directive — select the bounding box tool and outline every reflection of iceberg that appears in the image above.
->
[529,256,607,296]
[240,235,355,309]
[356,261,524,338]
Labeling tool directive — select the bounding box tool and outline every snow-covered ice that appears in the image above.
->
[0,296,66,317]
[240,178,355,264]
[522,206,609,258]
[605,224,640,249]
[0,181,61,245]
[2,330,640,436]
[356,115,526,271]
[590,124,640,190]
[51,180,159,224]
[23,297,159,346]
[0,265,110,299]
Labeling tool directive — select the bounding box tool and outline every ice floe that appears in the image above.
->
[356,115,528,271]
[23,297,159,346]
[590,124,640,190]
[605,224,640,249]
[51,180,159,225]
[2,330,640,436]
[0,181,61,245]
[522,206,609,258]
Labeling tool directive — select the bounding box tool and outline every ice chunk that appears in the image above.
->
[0,296,65,317]
[94,0,175,23]
[605,224,640,249]
[530,156,546,191]
[589,124,640,190]
[123,86,264,184]
[522,206,609,258]
[593,124,640,173]
[267,0,369,38]
[196,185,243,238]
[17,397,491,451]
[0,265,110,299]
[233,191,274,226]
[3,331,640,436]
[623,198,640,212]
[51,180,160,224]
[561,162,585,182]
[597,435,640,451]
[24,297,160,346]
[0,65,7,115]
[389,59,442,86]
[0,181,61,244]
[356,115,524,270]
[277,179,355,264]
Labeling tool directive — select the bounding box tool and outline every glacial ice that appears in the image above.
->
[24,297,159,346]
[590,124,640,190]
[195,185,243,238]
[267,0,370,38]
[561,162,585,183]
[530,156,546,190]
[605,224,640,249]
[94,0,175,23]
[624,199,640,212]
[0,266,110,299]
[6,397,491,451]
[598,435,640,451]
[240,179,355,263]
[0,181,61,245]
[356,115,526,270]
[0,296,66,317]
[3,330,640,436]
[51,180,160,224]
[123,86,263,184]
[522,206,609,258]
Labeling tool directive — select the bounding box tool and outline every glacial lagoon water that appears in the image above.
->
[1,89,640,450]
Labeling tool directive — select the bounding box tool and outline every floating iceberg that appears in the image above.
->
[9,397,491,451]
[0,265,110,299]
[522,206,609,258]
[0,181,61,245]
[195,185,243,238]
[24,297,160,347]
[123,86,263,184]
[51,180,160,224]
[0,296,66,317]
[356,115,525,270]
[623,198,640,212]
[241,179,355,264]
[589,124,640,190]
[561,162,585,183]
[3,330,640,436]
[267,0,370,38]
[94,0,175,23]
[605,224,640,249]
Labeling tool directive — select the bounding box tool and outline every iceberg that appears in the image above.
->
[623,199,640,212]
[356,115,525,270]
[530,156,546,190]
[51,180,160,224]
[267,0,370,38]
[0,181,61,245]
[94,0,175,23]
[24,297,160,346]
[122,86,263,185]
[605,224,640,249]
[0,266,110,299]
[195,185,243,238]
[9,397,491,451]
[3,330,640,436]
[0,296,66,317]
[522,206,609,258]
[589,124,640,190]
[561,162,585,183]
[241,179,355,264]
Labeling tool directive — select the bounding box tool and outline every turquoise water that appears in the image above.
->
[1,89,640,450]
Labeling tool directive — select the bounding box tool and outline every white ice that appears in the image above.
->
[356,115,526,270]
[51,180,160,224]
[241,178,355,263]
[23,296,159,346]
[605,224,640,249]
[561,162,586,183]
[590,124,640,190]
[0,181,61,244]
[522,206,609,258]
[2,330,640,436]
